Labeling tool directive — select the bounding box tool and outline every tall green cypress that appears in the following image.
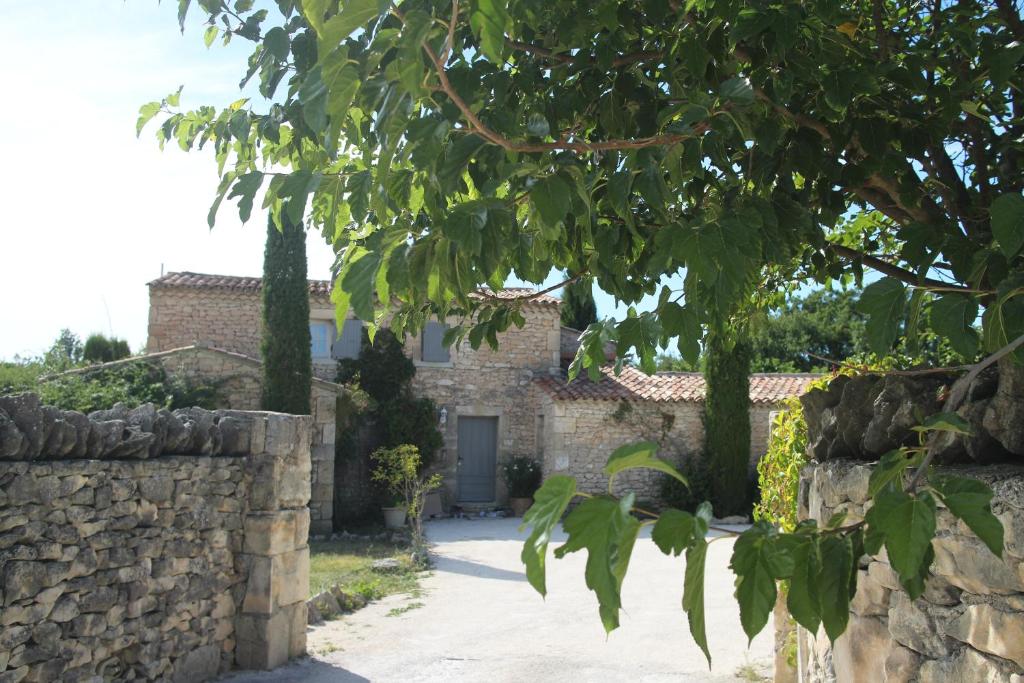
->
[261,213,312,414]
[704,331,752,517]
[560,277,598,330]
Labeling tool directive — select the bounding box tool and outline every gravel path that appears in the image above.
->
[222,518,773,682]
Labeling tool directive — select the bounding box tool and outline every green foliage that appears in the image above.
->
[659,452,713,513]
[519,408,1004,663]
[704,333,752,517]
[35,362,219,414]
[261,213,312,414]
[604,440,687,489]
[143,0,1024,371]
[82,334,132,364]
[0,362,43,395]
[753,374,835,532]
[560,277,598,331]
[500,456,542,498]
[41,329,83,374]
[336,329,443,467]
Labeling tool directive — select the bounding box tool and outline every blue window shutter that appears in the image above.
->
[421,321,451,362]
[310,323,331,359]
[332,319,363,359]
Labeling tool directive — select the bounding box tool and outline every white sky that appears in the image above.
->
[0,1,658,361]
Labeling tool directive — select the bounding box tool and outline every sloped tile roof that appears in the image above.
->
[148,272,559,305]
[536,365,818,404]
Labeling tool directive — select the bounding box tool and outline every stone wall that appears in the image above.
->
[0,396,310,681]
[798,462,1024,682]
[53,347,342,536]
[407,304,563,505]
[540,397,783,503]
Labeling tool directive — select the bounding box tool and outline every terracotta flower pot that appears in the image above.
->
[509,497,533,517]
[382,506,407,529]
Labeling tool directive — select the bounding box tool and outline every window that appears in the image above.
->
[421,320,451,363]
[332,319,363,359]
[309,322,333,359]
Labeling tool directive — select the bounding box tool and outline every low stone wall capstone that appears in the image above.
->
[798,460,1024,682]
[0,394,310,682]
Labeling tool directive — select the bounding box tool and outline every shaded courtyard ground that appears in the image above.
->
[223,517,773,682]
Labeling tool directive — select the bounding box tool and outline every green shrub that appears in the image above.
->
[501,456,542,498]
[659,452,713,513]
[337,330,443,469]
[261,213,312,414]
[704,333,752,517]
[82,334,132,364]
[36,363,219,414]
[0,362,43,394]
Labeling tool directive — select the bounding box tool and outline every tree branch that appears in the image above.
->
[827,242,973,291]
[475,271,589,303]
[411,4,709,153]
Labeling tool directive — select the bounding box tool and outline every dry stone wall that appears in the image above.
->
[798,460,1024,682]
[0,396,310,682]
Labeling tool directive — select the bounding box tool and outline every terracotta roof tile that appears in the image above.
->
[536,366,818,404]
[148,271,559,305]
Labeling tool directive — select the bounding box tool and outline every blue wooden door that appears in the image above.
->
[457,417,498,502]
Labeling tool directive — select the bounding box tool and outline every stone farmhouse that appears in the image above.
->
[145,271,815,523]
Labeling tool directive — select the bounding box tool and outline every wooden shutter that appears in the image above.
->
[332,319,362,359]
[421,321,451,362]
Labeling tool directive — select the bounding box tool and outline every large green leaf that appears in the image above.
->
[929,294,980,359]
[817,535,852,642]
[317,0,380,43]
[683,538,711,666]
[856,278,907,354]
[227,171,264,222]
[341,248,382,322]
[912,412,973,436]
[991,193,1024,258]
[606,441,688,488]
[786,536,821,634]
[554,493,641,632]
[730,523,791,642]
[531,175,572,228]
[470,0,510,64]
[520,475,577,596]
[931,475,1004,557]
[866,489,936,598]
[652,508,698,556]
[867,449,914,497]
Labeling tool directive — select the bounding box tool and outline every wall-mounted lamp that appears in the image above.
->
[438,407,448,429]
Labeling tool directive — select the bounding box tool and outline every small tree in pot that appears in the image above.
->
[370,445,441,542]
[501,457,542,517]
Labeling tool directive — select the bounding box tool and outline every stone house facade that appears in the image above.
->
[535,366,816,501]
[146,271,813,516]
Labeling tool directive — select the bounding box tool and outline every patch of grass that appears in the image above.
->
[309,533,421,602]
[734,663,771,682]
[386,601,424,617]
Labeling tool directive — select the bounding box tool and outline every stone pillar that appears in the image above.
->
[309,393,337,535]
[235,413,312,670]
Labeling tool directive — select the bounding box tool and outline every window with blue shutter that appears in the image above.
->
[309,322,333,359]
[421,321,451,363]
[332,319,363,359]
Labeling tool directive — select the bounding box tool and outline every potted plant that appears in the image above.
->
[371,444,442,534]
[501,456,542,517]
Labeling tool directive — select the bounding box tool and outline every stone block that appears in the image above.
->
[850,569,889,617]
[933,533,1024,594]
[171,644,220,683]
[945,603,1024,668]
[888,592,949,658]
[243,512,297,556]
[235,610,291,671]
[919,646,1020,683]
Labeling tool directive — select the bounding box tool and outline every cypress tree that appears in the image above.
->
[703,331,752,517]
[261,213,312,414]
[560,277,598,331]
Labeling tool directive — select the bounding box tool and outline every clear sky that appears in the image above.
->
[0,1,658,361]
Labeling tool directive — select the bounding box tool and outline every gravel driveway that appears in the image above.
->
[223,518,773,682]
